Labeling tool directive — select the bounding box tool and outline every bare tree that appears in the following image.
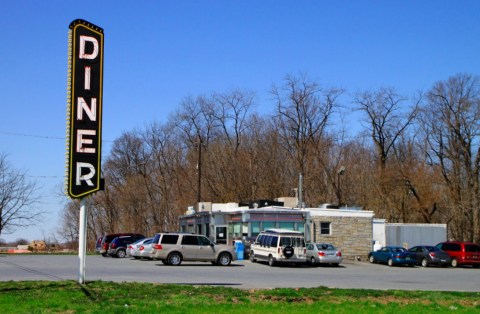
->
[0,153,44,237]
[272,73,343,205]
[419,73,480,242]
[354,87,419,171]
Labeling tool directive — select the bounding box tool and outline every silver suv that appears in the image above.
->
[150,233,236,266]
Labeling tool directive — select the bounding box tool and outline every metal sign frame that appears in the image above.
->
[66,19,104,199]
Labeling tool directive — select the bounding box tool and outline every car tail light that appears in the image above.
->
[429,252,436,257]
[336,251,342,257]
[140,246,145,251]
[153,244,163,250]
[128,245,133,249]
[278,248,282,255]
[103,243,108,250]
[318,251,326,257]
[110,243,116,249]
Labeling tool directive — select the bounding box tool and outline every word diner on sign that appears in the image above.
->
[66,19,104,198]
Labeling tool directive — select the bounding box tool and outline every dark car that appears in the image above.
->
[408,245,451,267]
[435,241,480,268]
[108,235,146,258]
[94,236,102,254]
[98,233,145,257]
[368,246,416,267]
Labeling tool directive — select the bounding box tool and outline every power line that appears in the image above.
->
[0,131,64,140]
[0,131,113,142]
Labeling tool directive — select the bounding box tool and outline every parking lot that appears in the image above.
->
[1,254,479,291]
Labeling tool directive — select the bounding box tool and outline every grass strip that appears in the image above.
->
[0,281,479,313]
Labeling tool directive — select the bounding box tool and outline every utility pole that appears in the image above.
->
[196,135,202,203]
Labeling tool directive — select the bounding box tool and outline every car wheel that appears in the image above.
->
[310,257,316,266]
[387,258,393,267]
[249,251,256,263]
[421,258,429,267]
[268,255,276,267]
[116,249,126,258]
[217,252,232,266]
[369,255,375,263]
[167,252,182,266]
[451,258,458,268]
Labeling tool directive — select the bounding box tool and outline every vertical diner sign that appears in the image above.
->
[66,19,104,198]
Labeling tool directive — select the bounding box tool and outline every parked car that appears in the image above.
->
[131,238,154,260]
[94,237,102,254]
[128,238,152,259]
[249,229,306,266]
[408,245,451,267]
[368,246,416,266]
[97,233,145,257]
[150,232,236,266]
[306,243,342,266]
[108,235,145,258]
[435,241,480,268]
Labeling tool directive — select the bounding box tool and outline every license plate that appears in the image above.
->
[405,257,410,260]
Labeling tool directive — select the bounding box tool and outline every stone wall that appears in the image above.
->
[310,216,373,260]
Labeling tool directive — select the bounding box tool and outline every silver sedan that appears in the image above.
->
[306,243,343,266]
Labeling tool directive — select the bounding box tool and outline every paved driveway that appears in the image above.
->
[1,254,479,291]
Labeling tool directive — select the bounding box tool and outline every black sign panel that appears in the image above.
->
[66,19,104,198]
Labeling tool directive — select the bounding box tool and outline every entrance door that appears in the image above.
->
[216,226,227,244]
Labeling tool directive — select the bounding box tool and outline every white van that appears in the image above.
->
[249,229,306,266]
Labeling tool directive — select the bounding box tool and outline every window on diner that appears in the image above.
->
[262,222,275,231]
[251,222,260,237]
[320,222,331,235]
[279,222,294,230]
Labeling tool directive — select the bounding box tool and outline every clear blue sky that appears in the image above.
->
[1,1,479,243]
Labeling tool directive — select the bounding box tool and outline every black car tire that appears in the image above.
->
[268,255,276,267]
[167,252,182,266]
[369,255,375,263]
[116,249,126,258]
[249,251,256,262]
[101,253,108,257]
[310,257,317,266]
[451,258,458,268]
[387,258,393,267]
[217,252,232,266]
[421,258,429,267]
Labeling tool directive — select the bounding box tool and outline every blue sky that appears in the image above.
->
[1,1,479,242]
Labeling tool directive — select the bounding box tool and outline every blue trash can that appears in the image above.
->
[234,241,244,260]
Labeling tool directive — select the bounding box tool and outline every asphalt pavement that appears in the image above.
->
[1,254,479,291]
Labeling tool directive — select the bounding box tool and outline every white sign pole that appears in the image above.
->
[78,197,87,284]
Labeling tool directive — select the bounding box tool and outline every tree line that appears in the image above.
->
[57,73,480,248]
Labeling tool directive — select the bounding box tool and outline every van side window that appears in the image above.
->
[256,235,264,245]
[181,235,197,245]
[465,244,480,252]
[161,235,179,244]
[270,236,278,248]
[197,236,212,246]
[265,235,272,247]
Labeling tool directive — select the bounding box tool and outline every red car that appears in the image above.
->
[435,241,480,268]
